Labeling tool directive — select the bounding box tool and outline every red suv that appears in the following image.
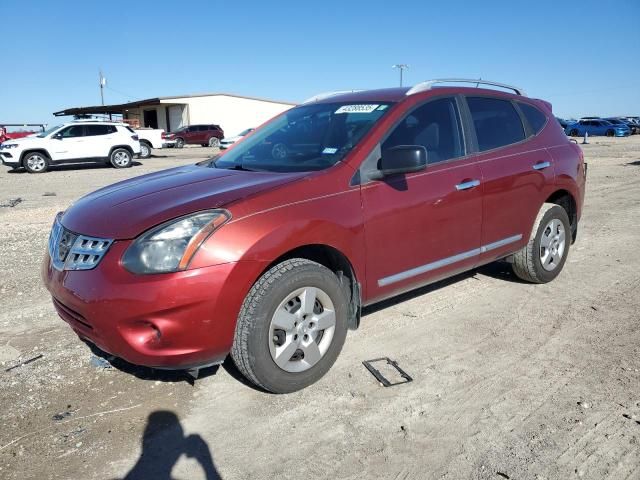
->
[167,124,224,148]
[43,79,586,393]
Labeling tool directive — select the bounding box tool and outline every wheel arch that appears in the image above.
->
[20,148,51,165]
[109,145,134,157]
[545,189,578,243]
[263,244,362,330]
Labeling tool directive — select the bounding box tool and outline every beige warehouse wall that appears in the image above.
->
[164,96,294,137]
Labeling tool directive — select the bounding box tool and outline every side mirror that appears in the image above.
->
[53,133,63,140]
[371,145,427,179]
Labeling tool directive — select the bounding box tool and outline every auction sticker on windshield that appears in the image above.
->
[335,104,379,114]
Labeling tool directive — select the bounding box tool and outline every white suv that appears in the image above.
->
[0,121,141,173]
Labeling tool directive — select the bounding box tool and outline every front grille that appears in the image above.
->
[48,216,113,271]
[52,298,93,331]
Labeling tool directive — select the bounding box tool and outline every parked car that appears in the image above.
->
[43,79,586,393]
[565,119,630,137]
[556,117,570,129]
[134,128,176,158]
[220,128,255,149]
[0,124,46,143]
[165,124,224,148]
[604,118,638,135]
[0,121,141,173]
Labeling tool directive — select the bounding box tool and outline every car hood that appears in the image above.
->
[61,164,306,239]
[221,136,241,143]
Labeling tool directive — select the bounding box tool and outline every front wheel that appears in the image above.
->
[23,152,50,173]
[512,203,571,283]
[110,148,132,168]
[175,138,185,149]
[231,259,349,393]
[208,137,220,148]
[605,129,614,137]
[569,129,579,137]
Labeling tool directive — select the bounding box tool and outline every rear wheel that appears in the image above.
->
[175,138,185,149]
[512,203,571,283]
[605,129,614,137]
[139,142,151,159]
[231,259,349,393]
[110,148,132,168]
[208,137,220,148]
[23,152,50,173]
[570,129,579,137]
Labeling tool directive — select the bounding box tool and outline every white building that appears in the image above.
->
[54,93,296,136]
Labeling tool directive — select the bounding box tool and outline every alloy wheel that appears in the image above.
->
[27,154,47,172]
[540,218,566,271]
[269,286,336,373]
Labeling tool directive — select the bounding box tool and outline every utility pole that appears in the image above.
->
[392,64,409,87]
[99,70,106,105]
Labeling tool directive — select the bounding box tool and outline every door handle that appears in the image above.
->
[533,161,551,170]
[455,179,480,191]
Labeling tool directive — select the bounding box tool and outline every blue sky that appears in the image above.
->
[1,0,638,126]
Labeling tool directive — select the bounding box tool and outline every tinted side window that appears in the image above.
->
[518,102,547,134]
[59,125,85,138]
[198,125,209,131]
[382,97,464,164]
[467,97,525,151]
[85,125,114,136]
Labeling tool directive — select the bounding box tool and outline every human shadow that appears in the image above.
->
[122,410,222,480]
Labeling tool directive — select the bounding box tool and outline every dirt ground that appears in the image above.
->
[0,138,639,480]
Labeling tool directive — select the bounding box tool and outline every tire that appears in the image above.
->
[208,137,220,148]
[606,130,614,137]
[570,129,579,137]
[231,258,349,393]
[175,138,185,149]
[271,143,288,160]
[23,151,50,173]
[110,148,132,168]
[512,203,571,283]
[139,142,151,159]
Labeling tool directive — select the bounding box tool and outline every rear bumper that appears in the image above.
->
[42,241,266,369]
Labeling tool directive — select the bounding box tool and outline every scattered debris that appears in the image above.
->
[590,306,598,311]
[42,192,56,197]
[90,355,112,369]
[496,472,510,479]
[362,357,413,387]
[577,401,591,409]
[0,197,22,208]
[5,354,43,372]
[622,413,640,425]
[52,409,72,421]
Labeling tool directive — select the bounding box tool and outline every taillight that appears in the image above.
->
[131,135,139,141]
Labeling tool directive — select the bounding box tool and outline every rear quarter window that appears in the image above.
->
[517,102,548,135]
[467,97,525,151]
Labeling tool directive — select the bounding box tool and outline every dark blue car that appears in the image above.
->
[565,119,630,137]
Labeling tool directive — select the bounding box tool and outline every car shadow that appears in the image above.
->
[84,341,219,385]
[626,160,640,166]
[118,410,222,480]
[7,161,143,173]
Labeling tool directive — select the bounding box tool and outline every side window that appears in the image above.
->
[382,97,464,164]
[59,125,85,138]
[198,125,209,131]
[187,126,197,133]
[517,102,547,135]
[85,125,112,136]
[467,97,525,151]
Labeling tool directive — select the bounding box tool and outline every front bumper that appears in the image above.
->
[0,151,20,165]
[42,240,266,369]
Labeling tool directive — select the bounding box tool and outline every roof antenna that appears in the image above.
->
[475,77,481,88]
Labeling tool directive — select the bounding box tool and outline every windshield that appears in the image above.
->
[238,128,254,136]
[37,125,63,137]
[210,102,392,172]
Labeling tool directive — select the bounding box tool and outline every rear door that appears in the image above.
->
[84,124,117,157]
[463,96,555,264]
[361,96,483,303]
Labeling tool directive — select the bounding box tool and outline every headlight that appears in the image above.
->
[2,144,19,149]
[122,209,231,274]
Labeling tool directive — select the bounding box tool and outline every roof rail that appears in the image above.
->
[302,90,364,104]
[406,78,526,97]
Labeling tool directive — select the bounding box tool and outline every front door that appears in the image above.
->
[50,125,87,160]
[361,96,483,303]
